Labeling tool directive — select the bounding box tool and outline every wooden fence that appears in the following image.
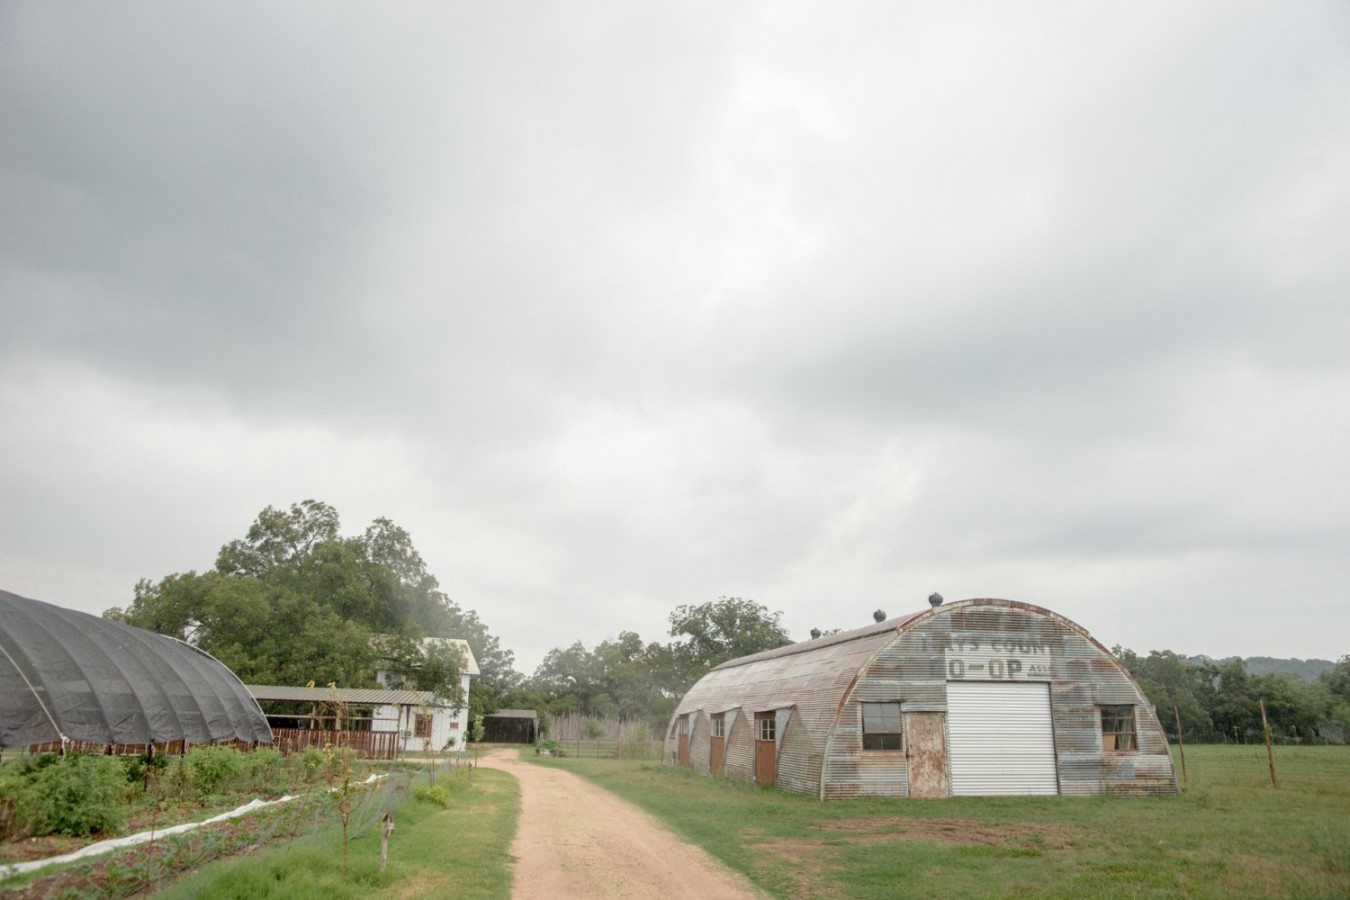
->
[270,728,400,760]
[545,737,663,759]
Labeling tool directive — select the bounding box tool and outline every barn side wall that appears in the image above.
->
[665,600,1176,799]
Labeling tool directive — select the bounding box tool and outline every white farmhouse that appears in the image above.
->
[373,637,478,752]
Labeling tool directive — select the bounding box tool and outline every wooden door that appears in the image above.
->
[710,737,725,775]
[677,716,690,766]
[754,713,776,787]
[905,711,949,799]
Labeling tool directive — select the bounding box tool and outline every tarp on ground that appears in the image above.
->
[0,589,272,750]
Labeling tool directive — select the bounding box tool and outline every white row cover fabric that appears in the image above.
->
[0,590,272,750]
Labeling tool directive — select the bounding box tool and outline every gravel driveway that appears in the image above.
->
[476,749,760,899]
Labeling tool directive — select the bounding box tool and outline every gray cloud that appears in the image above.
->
[2,1,1348,671]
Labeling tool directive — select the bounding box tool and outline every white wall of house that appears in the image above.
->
[371,656,476,752]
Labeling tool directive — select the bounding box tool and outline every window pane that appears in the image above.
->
[1100,705,1137,751]
[862,702,902,733]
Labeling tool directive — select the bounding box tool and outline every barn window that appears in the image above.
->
[711,713,725,738]
[861,702,904,751]
[414,713,433,739]
[757,716,776,741]
[1100,706,1137,751]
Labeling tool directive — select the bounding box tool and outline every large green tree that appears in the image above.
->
[667,596,791,682]
[106,500,517,707]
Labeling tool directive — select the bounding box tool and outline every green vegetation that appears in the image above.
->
[156,764,517,900]
[516,596,790,728]
[533,744,1350,898]
[0,746,347,842]
[1115,648,1350,742]
[104,499,521,716]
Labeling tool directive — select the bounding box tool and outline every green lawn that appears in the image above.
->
[530,744,1350,898]
[154,763,518,900]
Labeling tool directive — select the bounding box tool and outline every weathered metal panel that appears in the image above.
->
[688,710,711,774]
[905,711,948,799]
[723,709,754,781]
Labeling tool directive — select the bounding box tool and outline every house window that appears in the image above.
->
[1101,706,1137,751]
[414,713,433,739]
[711,713,725,738]
[757,715,776,742]
[862,702,903,751]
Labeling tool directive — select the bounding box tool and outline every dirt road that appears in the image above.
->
[476,749,760,900]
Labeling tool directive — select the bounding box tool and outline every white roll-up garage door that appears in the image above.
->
[947,681,1058,796]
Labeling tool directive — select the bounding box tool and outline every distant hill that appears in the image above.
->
[1188,655,1335,682]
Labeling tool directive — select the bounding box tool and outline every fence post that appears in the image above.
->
[1172,705,1187,783]
[1259,699,1277,788]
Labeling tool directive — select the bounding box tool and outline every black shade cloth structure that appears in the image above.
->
[0,590,272,750]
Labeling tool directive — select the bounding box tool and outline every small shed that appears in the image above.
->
[482,709,539,743]
[0,590,272,755]
[663,598,1176,799]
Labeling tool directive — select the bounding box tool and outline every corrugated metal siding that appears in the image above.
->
[689,710,711,774]
[666,599,1176,799]
[948,681,1058,796]
[724,709,754,781]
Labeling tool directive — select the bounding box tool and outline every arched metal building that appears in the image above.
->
[0,590,272,754]
[663,598,1176,799]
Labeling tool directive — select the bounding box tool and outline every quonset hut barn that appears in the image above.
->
[663,598,1176,799]
[0,590,272,756]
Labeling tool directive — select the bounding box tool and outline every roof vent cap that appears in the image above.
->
[872,609,886,623]
[928,592,944,608]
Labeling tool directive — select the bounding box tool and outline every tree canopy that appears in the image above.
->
[1114,647,1342,743]
[514,596,791,728]
[106,500,519,712]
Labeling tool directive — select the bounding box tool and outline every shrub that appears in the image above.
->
[125,748,169,789]
[618,724,656,759]
[291,746,328,784]
[183,745,245,798]
[242,747,285,793]
[413,784,451,807]
[24,753,128,836]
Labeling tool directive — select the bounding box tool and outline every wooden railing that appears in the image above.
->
[270,728,400,760]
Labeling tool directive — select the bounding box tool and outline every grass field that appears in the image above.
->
[152,763,517,900]
[532,744,1350,898]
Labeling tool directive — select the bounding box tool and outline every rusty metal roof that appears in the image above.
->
[246,685,444,706]
[484,709,538,720]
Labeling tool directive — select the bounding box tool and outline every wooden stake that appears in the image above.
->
[1172,704,1188,783]
[380,812,395,874]
[1259,698,1277,788]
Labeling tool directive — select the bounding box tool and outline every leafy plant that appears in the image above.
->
[413,784,451,808]
[184,745,245,798]
[22,753,128,836]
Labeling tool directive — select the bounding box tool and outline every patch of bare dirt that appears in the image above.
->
[477,749,761,900]
[0,835,85,864]
[819,815,1077,849]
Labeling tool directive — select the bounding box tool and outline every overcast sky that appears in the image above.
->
[3,2,1348,674]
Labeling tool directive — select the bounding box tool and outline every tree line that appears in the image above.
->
[1113,647,1350,743]
[503,596,792,729]
[110,500,1347,743]
[105,500,792,731]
